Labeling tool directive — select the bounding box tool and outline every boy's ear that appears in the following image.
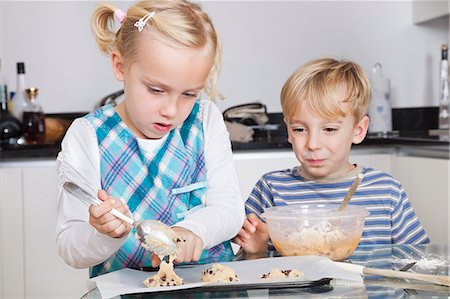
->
[284,117,293,144]
[352,115,369,144]
[111,51,125,81]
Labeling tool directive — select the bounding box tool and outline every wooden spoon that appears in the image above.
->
[337,173,364,211]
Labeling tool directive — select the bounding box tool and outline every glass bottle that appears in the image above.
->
[368,63,392,136]
[12,62,27,121]
[22,87,46,144]
[438,44,449,130]
[0,84,22,144]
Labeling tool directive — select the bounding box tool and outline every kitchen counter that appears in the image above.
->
[1,133,449,162]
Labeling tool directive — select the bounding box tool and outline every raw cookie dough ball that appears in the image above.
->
[260,268,304,279]
[143,260,183,287]
[201,264,239,282]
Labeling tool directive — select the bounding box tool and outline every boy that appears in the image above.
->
[234,58,430,254]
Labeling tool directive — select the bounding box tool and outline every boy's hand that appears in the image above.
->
[234,213,269,254]
[89,189,132,238]
[151,227,203,267]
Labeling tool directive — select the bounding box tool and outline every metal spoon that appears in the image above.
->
[63,181,178,256]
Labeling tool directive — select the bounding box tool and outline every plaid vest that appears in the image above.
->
[85,102,233,277]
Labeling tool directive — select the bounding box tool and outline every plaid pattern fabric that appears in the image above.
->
[85,102,233,277]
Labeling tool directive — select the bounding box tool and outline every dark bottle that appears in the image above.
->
[22,87,46,144]
[0,84,22,144]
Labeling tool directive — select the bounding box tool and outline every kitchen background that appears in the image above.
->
[0,1,449,113]
[1,1,449,298]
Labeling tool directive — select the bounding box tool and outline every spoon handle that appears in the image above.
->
[338,173,363,211]
[63,182,134,225]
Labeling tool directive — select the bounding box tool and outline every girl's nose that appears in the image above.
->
[160,96,177,119]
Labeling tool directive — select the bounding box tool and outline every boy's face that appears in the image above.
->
[285,101,369,180]
[111,37,212,139]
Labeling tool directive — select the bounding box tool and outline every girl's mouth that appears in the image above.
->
[153,122,173,132]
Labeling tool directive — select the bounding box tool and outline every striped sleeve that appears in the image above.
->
[245,175,275,221]
[391,185,431,245]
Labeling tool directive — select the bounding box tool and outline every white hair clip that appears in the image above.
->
[134,12,155,32]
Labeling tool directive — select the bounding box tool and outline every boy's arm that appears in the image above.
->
[234,177,275,253]
[391,185,431,245]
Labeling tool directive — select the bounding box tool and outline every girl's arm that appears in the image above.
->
[174,100,245,249]
[56,118,127,269]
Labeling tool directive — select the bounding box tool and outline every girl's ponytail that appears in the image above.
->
[91,4,118,56]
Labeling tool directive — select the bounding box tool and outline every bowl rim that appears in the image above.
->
[262,203,369,219]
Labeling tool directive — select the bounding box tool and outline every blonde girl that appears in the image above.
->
[56,0,244,277]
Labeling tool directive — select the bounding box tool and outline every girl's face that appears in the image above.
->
[112,37,213,139]
[285,101,368,180]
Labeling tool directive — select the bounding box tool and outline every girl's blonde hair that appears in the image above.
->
[92,0,222,100]
[281,58,371,123]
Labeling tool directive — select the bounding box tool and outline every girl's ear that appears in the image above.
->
[111,52,125,81]
[352,115,369,144]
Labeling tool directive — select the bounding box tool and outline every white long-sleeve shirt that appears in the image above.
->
[56,100,245,269]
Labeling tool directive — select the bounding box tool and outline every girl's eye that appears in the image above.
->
[148,87,163,94]
[182,92,198,98]
[292,127,306,133]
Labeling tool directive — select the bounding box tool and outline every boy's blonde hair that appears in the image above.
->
[92,0,221,100]
[281,58,371,123]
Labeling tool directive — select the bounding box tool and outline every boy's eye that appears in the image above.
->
[324,127,338,132]
[292,127,306,132]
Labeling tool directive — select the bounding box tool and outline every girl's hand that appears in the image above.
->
[150,227,203,267]
[88,189,132,238]
[234,213,269,254]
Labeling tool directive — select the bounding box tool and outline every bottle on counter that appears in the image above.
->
[22,87,45,144]
[368,63,392,136]
[0,84,22,144]
[12,62,27,121]
[439,44,449,130]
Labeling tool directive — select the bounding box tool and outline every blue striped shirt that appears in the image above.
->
[245,166,430,246]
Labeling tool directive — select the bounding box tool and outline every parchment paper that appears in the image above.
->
[88,255,363,299]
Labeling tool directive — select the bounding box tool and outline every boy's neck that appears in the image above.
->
[297,164,362,183]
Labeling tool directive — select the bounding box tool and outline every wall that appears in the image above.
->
[0,1,448,114]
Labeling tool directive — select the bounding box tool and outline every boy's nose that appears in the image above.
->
[306,132,322,150]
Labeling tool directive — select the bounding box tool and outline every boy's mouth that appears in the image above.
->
[305,159,325,166]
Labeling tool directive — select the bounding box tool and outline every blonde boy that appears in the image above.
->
[235,58,429,254]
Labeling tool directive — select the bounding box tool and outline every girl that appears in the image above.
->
[56,0,245,278]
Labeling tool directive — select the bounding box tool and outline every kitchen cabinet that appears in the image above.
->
[0,163,88,298]
[412,0,449,24]
[0,168,25,298]
[390,156,449,246]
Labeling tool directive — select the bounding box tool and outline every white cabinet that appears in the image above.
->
[233,150,298,201]
[391,156,449,246]
[412,0,449,24]
[0,168,25,298]
[0,163,88,298]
